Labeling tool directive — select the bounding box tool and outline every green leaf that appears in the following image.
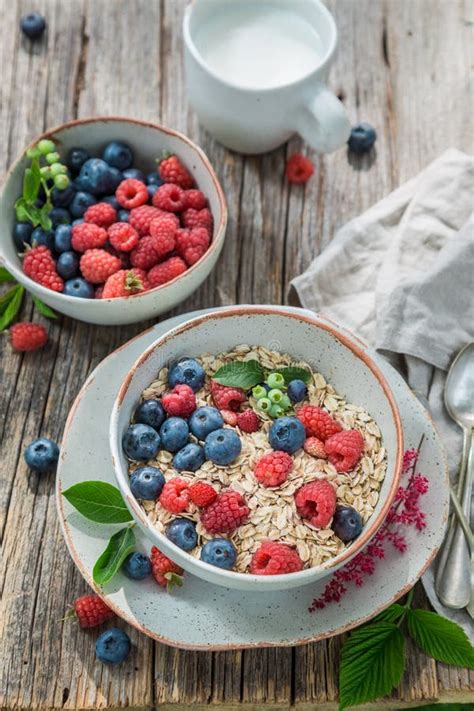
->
[339,622,405,710]
[272,366,312,384]
[23,167,40,202]
[39,203,52,231]
[212,359,265,389]
[0,285,24,331]
[0,267,15,283]
[372,603,406,624]
[407,609,474,668]
[165,572,184,593]
[93,527,136,586]
[62,481,133,523]
[0,285,21,315]
[15,197,32,224]
[32,296,57,319]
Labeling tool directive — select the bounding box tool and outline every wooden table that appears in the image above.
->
[1,1,473,708]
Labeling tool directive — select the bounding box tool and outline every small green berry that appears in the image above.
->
[54,174,70,190]
[26,146,41,159]
[49,162,67,176]
[266,372,285,390]
[45,151,61,165]
[268,388,283,404]
[40,165,51,177]
[269,404,285,419]
[280,394,291,410]
[38,139,56,155]
[256,397,272,413]
[252,385,267,400]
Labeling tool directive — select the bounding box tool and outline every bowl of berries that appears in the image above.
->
[0,117,227,325]
[110,306,404,591]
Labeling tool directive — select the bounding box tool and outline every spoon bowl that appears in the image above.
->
[444,343,474,429]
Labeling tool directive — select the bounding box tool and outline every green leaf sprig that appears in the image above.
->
[0,269,57,332]
[212,360,311,389]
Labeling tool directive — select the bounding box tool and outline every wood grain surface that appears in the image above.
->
[1,1,473,709]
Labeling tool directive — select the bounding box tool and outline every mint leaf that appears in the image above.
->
[62,481,133,523]
[0,267,15,283]
[23,167,40,202]
[339,622,405,710]
[212,360,265,389]
[0,285,24,331]
[0,285,21,315]
[274,366,312,384]
[32,296,57,319]
[93,527,136,586]
[407,609,474,668]
[372,603,406,624]
[15,197,32,223]
[39,204,52,231]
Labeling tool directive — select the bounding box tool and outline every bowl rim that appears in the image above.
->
[110,305,404,587]
[0,115,227,303]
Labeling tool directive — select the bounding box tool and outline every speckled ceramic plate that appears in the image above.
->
[56,306,449,650]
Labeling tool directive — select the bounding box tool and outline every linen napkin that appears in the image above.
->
[289,149,474,635]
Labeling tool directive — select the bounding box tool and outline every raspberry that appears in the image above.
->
[296,405,342,441]
[22,246,64,292]
[159,155,194,189]
[84,202,117,228]
[128,205,162,235]
[286,153,314,183]
[175,227,210,265]
[324,429,364,472]
[130,235,161,270]
[159,477,190,513]
[79,249,121,284]
[304,437,327,459]
[149,217,177,256]
[200,490,249,534]
[162,384,196,417]
[181,207,213,236]
[152,183,186,212]
[102,268,149,299]
[116,178,149,209]
[71,223,108,252]
[150,545,184,591]
[10,322,48,351]
[250,541,303,575]
[184,189,207,210]
[237,410,261,433]
[149,210,180,233]
[210,381,246,411]
[254,450,293,488]
[73,594,115,628]
[108,222,139,252]
[220,409,238,426]
[295,480,336,528]
[147,256,187,288]
[188,482,218,507]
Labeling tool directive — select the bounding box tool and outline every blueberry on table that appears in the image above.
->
[166,518,198,551]
[268,416,305,454]
[287,379,308,404]
[159,417,189,453]
[173,442,205,472]
[134,399,165,431]
[122,167,146,183]
[56,251,79,279]
[122,423,161,461]
[24,438,59,472]
[54,224,73,252]
[130,465,165,500]
[95,628,131,665]
[69,191,96,218]
[189,406,224,440]
[204,428,242,465]
[63,277,94,298]
[102,141,134,171]
[122,551,152,580]
[201,539,237,570]
[13,221,33,249]
[20,12,46,40]
[332,505,363,542]
[348,122,377,154]
[168,357,205,392]
[66,147,90,173]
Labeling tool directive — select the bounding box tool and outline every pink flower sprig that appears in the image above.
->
[309,435,428,612]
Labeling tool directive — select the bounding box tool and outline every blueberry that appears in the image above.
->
[122,168,146,183]
[201,539,237,570]
[168,357,205,392]
[51,184,75,207]
[95,628,130,665]
[173,443,205,472]
[147,184,158,199]
[66,147,90,173]
[348,122,377,155]
[122,551,152,580]
[72,218,84,226]
[122,423,161,461]
[57,251,79,279]
[20,12,46,40]
[134,399,165,431]
[103,141,134,170]
[130,465,165,500]
[189,406,224,440]
[49,207,72,228]
[287,379,308,404]
[24,438,59,472]
[332,505,363,542]
[13,222,33,249]
[102,195,120,210]
[268,416,305,454]
[31,227,54,250]
[54,224,72,252]
[69,191,96,218]
[108,166,123,192]
[159,417,189,453]
[166,518,198,551]
[78,158,115,195]
[146,172,163,186]
[117,209,129,222]
[204,428,242,465]
[63,277,94,298]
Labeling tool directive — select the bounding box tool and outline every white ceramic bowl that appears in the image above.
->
[110,306,404,591]
[0,117,227,325]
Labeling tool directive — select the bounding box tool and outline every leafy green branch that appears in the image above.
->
[0,267,57,331]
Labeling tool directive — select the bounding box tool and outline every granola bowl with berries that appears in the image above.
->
[0,117,226,325]
[111,307,403,591]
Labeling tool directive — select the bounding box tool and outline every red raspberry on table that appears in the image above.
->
[201,490,250,534]
[10,322,48,352]
[152,183,187,212]
[175,227,210,266]
[324,429,364,472]
[220,409,238,426]
[184,189,207,210]
[296,405,342,441]
[149,217,177,256]
[159,155,194,189]
[250,541,303,575]
[130,235,161,270]
[147,256,187,288]
[128,205,162,235]
[84,202,117,228]
[116,178,149,209]
[102,268,149,299]
[295,480,336,528]
[71,223,108,252]
[285,153,314,184]
[254,451,293,487]
[73,594,115,628]
[210,381,246,411]
[188,482,218,507]
[304,437,327,459]
[159,477,190,514]
[22,246,64,292]
[150,546,184,591]
[181,207,213,236]
[108,222,139,252]
[237,410,261,433]
[162,384,196,417]
[79,249,121,284]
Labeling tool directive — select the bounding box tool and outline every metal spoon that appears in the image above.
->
[435,343,474,609]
